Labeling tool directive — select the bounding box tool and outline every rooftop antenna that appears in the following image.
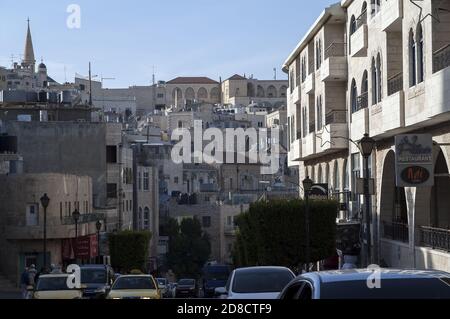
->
[89,62,93,106]
[152,65,156,86]
[273,68,277,80]
[64,65,67,83]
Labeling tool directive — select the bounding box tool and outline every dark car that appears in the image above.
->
[175,279,197,298]
[80,265,115,299]
[279,269,450,300]
[202,264,231,298]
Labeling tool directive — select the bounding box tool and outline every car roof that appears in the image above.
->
[80,264,109,269]
[39,274,70,278]
[117,275,153,278]
[300,269,450,284]
[235,266,294,274]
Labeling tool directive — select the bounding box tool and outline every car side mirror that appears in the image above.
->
[214,287,227,297]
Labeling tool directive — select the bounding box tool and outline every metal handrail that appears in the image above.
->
[433,43,450,73]
[356,92,368,111]
[325,43,346,59]
[325,110,347,125]
[419,226,450,252]
[387,72,403,96]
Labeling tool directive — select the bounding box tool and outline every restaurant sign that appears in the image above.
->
[395,134,434,187]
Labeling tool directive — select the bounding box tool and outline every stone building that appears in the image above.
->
[284,0,450,272]
[0,173,98,285]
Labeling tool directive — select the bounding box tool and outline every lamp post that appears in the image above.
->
[96,220,102,264]
[72,209,81,239]
[40,194,50,271]
[302,177,314,272]
[359,133,376,267]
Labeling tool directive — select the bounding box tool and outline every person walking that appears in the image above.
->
[20,267,30,299]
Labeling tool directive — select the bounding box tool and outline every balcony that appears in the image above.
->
[350,107,369,142]
[321,43,347,82]
[290,85,301,104]
[387,73,403,96]
[370,90,405,138]
[288,139,302,164]
[381,0,403,32]
[420,226,450,252]
[433,44,450,73]
[382,221,409,243]
[224,225,237,236]
[301,132,316,159]
[316,111,348,154]
[350,24,368,57]
[302,73,315,95]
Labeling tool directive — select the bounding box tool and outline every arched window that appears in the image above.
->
[257,85,265,97]
[334,161,341,192]
[172,88,183,105]
[267,85,277,98]
[350,15,357,35]
[210,87,220,100]
[318,165,323,184]
[144,207,150,229]
[371,0,381,17]
[371,58,378,105]
[376,53,382,102]
[198,87,208,100]
[185,87,195,101]
[302,106,307,137]
[351,79,358,113]
[316,39,322,70]
[417,24,424,83]
[247,83,255,97]
[301,57,307,82]
[317,95,323,130]
[361,70,368,94]
[409,29,417,87]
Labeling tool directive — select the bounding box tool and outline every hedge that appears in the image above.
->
[233,199,338,269]
[109,231,152,273]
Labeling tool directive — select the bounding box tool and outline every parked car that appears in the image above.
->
[107,275,160,300]
[279,269,450,299]
[156,278,169,298]
[202,264,231,298]
[31,274,85,299]
[175,279,198,298]
[80,264,115,299]
[215,266,295,299]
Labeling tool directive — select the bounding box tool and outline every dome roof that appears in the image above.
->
[38,62,47,69]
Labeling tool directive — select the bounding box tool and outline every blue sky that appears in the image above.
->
[0,0,336,88]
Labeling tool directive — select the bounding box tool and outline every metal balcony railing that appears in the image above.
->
[325,43,346,59]
[387,72,403,96]
[356,10,367,30]
[382,221,409,243]
[62,213,105,226]
[325,110,347,125]
[420,226,450,252]
[357,92,368,111]
[433,44,450,73]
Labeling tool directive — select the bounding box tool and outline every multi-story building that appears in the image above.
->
[284,0,450,272]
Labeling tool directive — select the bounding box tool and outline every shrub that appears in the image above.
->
[109,231,152,273]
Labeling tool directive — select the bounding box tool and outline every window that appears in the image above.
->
[350,15,357,35]
[371,56,382,105]
[106,146,117,163]
[202,216,211,228]
[138,172,142,191]
[143,208,150,229]
[316,96,323,130]
[302,107,307,137]
[26,204,39,226]
[316,39,322,70]
[376,54,382,102]
[107,183,118,199]
[174,177,179,184]
[417,24,424,84]
[351,79,358,113]
[143,172,149,191]
[157,93,164,99]
[371,0,381,17]
[301,57,307,82]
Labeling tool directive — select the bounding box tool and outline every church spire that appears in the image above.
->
[22,18,36,69]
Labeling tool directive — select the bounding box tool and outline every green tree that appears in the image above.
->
[166,218,211,278]
[109,231,152,273]
[233,199,337,270]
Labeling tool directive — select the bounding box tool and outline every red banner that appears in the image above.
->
[62,234,99,260]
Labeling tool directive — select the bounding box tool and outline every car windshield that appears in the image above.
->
[112,277,156,290]
[320,278,450,299]
[81,268,107,284]
[36,277,70,291]
[179,279,195,286]
[232,269,294,294]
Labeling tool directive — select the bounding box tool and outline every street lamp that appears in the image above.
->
[96,220,102,264]
[303,176,314,272]
[359,133,376,267]
[40,194,50,271]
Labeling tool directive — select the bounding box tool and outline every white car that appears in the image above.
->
[215,266,295,299]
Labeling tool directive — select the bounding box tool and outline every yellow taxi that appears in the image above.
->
[107,275,161,299]
[31,274,84,299]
